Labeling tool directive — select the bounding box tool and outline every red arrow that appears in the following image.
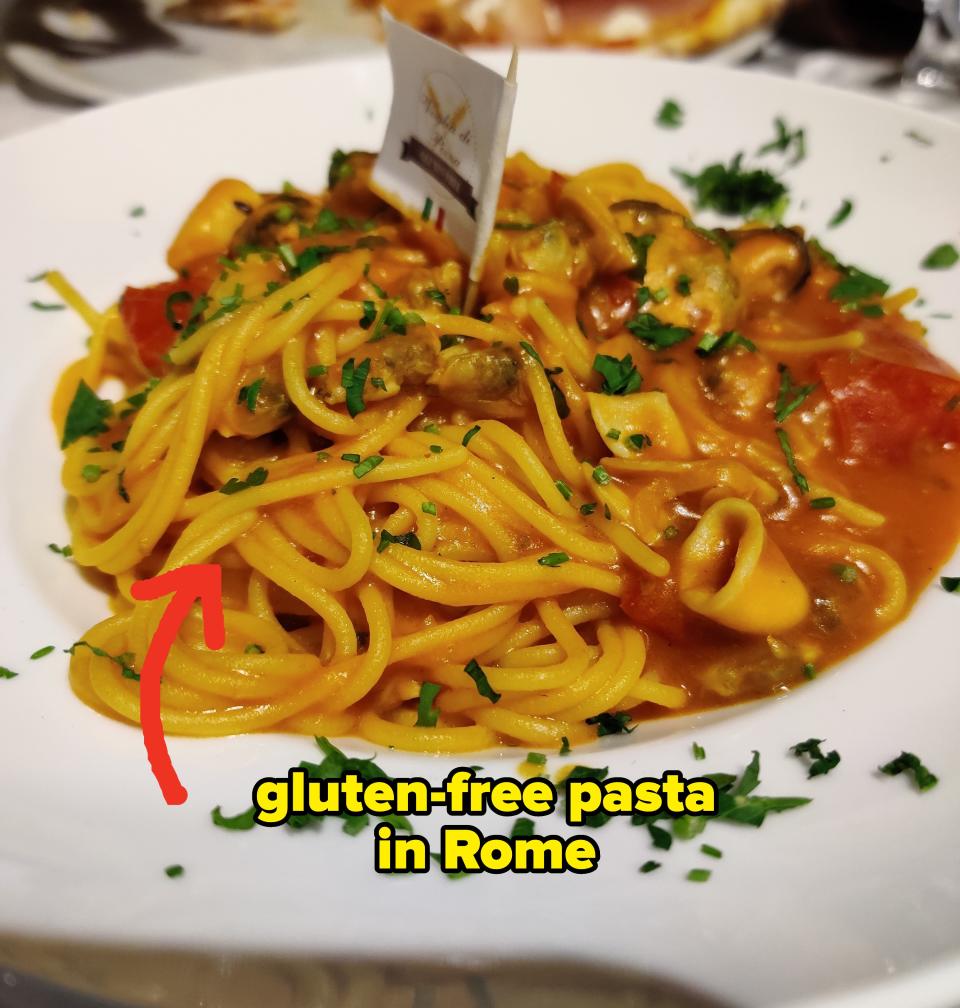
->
[130,564,225,805]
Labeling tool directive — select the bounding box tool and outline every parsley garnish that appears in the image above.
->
[164,290,192,331]
[879,751,938,791]
[625,233,656,282]
[238,377,264,413]
[30,300,65,311]
[211,806,258,830]
[791,738,841,778]
[0,668,17,679]
[503,276,520,296]
[538,552,570,567]
[48,543,73,557]
[701,843,723,859]
[774,364,817,422]
[559,736,571,756]
[328,149,353,188]
[579,503,597,516]
[464,658,500,703]
[511,818,535,839]
[828,199,853,229]
[627,312,692,350]
[695,330,755,356]
[756,117,806,165]
[563,765,611,828]
[676,274,692,296]
[640,860,661,873]
[592,465,610,486]
[831,563,858,584]
[940,576,960,593]
[219,467,268,495]
[648,823,672,849]
[378,529,422,553]
[81,464,102,483]
[462,425,481,446]
[586,712,634,736]
[775,428,808,494]
[307,364,328,377]
[656,99,683,128]
[30,646,55,660]
[244,644,265,654]
[687,868,712,883]
[359,300,377,329]
[61,381,112,448]
[421,501,437,516]
[627,433,652,452]
[352,455,383,479]
[341,357,371,417]
[415,682,441,727]
[424,288,450,311]
[593,353,642,395]
[164,864,184,878]
[555,480,572,501]
[675,155,786,216]
[693,742,706,760]
[527,752,547,766]
[810,497,835,510]
[922,243,959,270]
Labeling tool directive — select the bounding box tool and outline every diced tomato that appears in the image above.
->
[119,261,216,374]
[818,329,960,462]
[620,574,688,643]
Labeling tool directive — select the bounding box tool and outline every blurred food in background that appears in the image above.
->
[163,0,300,32]
[353,0,786,53]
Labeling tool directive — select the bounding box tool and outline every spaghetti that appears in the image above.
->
[52,151,960,752]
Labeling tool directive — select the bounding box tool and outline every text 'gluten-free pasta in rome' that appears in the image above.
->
[52,151,960,753]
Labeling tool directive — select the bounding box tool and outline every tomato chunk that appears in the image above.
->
[119,266,213,374]
[818,331,960,462]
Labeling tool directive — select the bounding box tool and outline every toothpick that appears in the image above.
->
[462,46,518,318]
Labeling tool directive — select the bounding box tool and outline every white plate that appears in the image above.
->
[1,53,959,1008]
[3,3,771,106]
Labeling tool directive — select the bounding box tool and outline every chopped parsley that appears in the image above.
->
[639,860,661,873]
[48,543,73,557]
[586,711,634,736]
[625,233,656,282]
[696,330,755,356]
[627,311,692,350]
[687,868,712,883]
[244,644,265,654]
[538,552,570,567]
[791,738,841,778]
[359,300,377,329]
[238,377,264,413]
[775,428,809,494]
[607,429,621,441]
[526,752,547,766]
[831,563,858,584]
[464,658,500,704]
[940,576,960,593]
[462,425,481,446]
[424,288,450,311]
[700,843,723,859]
[377,529,422,553]
[415,682,441,727]
[328,149,353,188]
[592,465,611,486]
[219,467,268,495]
[593,353,642,396]
[61,381,112,448]
[579,502,597,516]
[774,364,817,422]
[675,154,787,217]
[656,98,683,128]
[0,668,16,679]
[421,501,437,516]
[675,274,692,296]
[563,765,611,828]
[353,455,383,479]
[555,480,572,501]
[692,742,706,761]
[503,275,520,296]
[81,464,103,484]
[211,806,258,830]
[922,243,959,270]
[341,357,371,417]
[879,751,938,791]
[30,300,65,311]
[757,117,806,165]
[164,290,193,331]
[30,645,55,660]
[627,433,652,452]
[810,497,836,510]
[307,364,328,377]
[648,823,672,850]
[559,736,571,756]
[828,199,854,229]
[802,663,817,680]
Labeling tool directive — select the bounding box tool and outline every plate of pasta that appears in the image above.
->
[1,50,960,1008]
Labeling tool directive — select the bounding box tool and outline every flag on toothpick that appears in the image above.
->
[371,11,518,310]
